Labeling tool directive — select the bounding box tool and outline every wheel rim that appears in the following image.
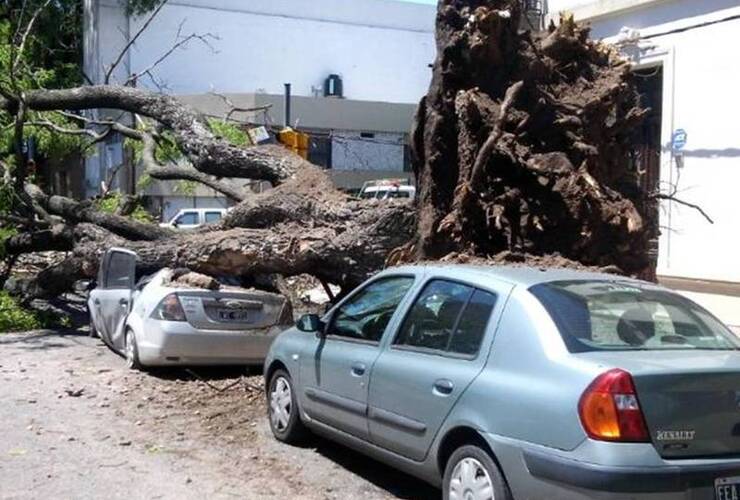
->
[269,376,292,432]
[449,457,494,500]
[125,332,135,368]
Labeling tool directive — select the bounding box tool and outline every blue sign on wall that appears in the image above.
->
[672,129,688,151]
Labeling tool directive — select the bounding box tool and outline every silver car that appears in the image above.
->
[88,248,292,369]
[264,264,740,499]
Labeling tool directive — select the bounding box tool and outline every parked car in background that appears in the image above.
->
[159,208,229,229]
[265,264,740,500]
[359,179,416,200]
[88,248,293,369]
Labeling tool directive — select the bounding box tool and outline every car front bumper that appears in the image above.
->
[137,319,281,366]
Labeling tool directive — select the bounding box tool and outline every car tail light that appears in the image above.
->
[578,369,649,442]
[153,294,186,322]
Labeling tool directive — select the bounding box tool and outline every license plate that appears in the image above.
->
[716,476,740,500]
[218,309,249,322]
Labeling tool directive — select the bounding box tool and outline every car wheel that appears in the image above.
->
[88,316,99,338]
[443,445,512,500]
[125,329,143,371]
[267,369,307,444]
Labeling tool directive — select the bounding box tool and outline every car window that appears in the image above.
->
[448,289,497,355]
[105,252,134,289]
[176,211,198,225]
[394,280,473,351]
[204,211,222,223]
[530,280,740,352]
[329,276,414,342]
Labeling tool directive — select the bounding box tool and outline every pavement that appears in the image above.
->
[0,329,437,500]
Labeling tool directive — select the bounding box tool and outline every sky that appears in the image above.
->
[396,0,438,4]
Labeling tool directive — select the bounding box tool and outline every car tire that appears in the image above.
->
[443,445,512,500]
[125,329,143,371]
[267,369,307,444]
[88,316,99,338]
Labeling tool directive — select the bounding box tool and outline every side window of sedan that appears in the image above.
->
[328,276,414,343]
[395,280,497,357]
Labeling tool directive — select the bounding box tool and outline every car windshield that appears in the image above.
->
[530,280,740,352]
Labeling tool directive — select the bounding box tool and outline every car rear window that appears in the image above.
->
[530,280,740,352]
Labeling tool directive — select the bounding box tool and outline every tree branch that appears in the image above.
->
[652,193,714,224]
[140,131,247,202]
[105,0,169,83]
[125,21,219,87]
[0,85,302,183]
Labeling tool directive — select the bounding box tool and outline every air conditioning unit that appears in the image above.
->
[324,74,343,98]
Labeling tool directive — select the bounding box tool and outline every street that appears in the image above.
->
[0,330,437,500]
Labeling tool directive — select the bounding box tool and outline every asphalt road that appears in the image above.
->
[0,330,438,500]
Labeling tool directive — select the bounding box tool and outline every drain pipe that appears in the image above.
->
[283,83,291,128]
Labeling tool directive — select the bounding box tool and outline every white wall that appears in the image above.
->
[331,131,406,171]
[92,0,436,104]
[551,0,740,326]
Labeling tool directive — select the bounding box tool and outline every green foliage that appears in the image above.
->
[0,226,18,260]
[95,192,156,224]
[0,291,71,333]
[125,0,166,16]
[207,118,250,147]
[0,291,41,331]
[0,291,73,332]
[174,180,197,196]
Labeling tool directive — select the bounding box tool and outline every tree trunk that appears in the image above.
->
[409,1,657,277]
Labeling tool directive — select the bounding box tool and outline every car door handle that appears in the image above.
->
[119,298,129,307]
[351,362,366,377]
[94,299,101,306]
[433,379,454,395]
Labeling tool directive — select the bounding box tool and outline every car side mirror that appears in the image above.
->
[171,219,179,228]
[296,314,324,335]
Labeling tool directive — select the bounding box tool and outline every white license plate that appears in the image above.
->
[218,310,249,322]
[716,476,740,500]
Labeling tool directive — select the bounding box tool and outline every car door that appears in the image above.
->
[299,275,416,440]
[90,248,137,353]
[367,277,512,461]
[173,210,199,229]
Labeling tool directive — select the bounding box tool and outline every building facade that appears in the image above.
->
[82,0,436,218]
[546,0,740,330]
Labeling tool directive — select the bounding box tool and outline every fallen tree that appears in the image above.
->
[2,0,684,302]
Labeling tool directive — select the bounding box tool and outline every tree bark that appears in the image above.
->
[409,2,657,277]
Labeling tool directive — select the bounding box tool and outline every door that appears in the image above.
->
[172,210,199,229]
[90,249,136,352]
[368,278,511,461]
[299,275,415,440]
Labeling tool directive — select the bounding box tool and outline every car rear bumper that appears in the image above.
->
[524,450,740,494]
[137,319,281,366]
[483,433,739,499]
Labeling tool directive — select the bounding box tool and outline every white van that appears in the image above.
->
[160,208,229,229]
[359,179,416,200]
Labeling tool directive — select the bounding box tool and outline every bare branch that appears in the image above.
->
[652,193,714,224]
[104,0,169,84]
[125,21,219,87]
[210,91,272,122]
[9,0,52,92]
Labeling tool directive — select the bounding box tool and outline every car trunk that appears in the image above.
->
[177,289,291,332]
[578,350,740,458]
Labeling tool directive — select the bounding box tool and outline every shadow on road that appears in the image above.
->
[0,327,91,351]
[311,438,441,500]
